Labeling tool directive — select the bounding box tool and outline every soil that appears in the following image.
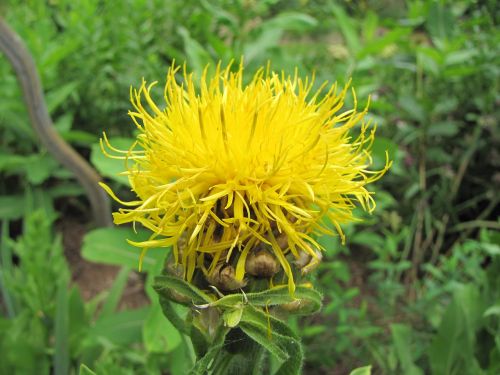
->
[59,219,149,309]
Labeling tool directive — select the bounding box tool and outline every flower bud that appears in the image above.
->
[206,263,247,291]
[245,248,280,278]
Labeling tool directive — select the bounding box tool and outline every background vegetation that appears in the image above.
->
[1,0,498,374]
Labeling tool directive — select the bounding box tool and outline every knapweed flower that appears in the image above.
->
[100,62,390,293]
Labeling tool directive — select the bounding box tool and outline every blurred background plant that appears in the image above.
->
[0,0,498,374]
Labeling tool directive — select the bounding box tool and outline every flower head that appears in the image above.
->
[101,62,390,293]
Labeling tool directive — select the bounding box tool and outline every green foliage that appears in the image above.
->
[79,364,97,375]
[0,213,186,374]
[349,366,372,375]
[82,227,165,272]
[0,212,67,374]
[153,272,322,374]
[1,0,498,374]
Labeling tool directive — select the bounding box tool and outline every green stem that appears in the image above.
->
[210,334,265,375]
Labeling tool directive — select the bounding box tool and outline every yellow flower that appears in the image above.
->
[100,62,390,293]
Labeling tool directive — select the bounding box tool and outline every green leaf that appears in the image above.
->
[428,284,483,375]
[143,302,182,353]
[358,28,411,58]
[178,27,213,79]
[53,112,74,133]
[351,231,384,249]
[67,287,87,347]
[484,305,500,317]
[240,305,303,375]
[0,195,25,220]
[390,324,423,375]
[239,321,288,362]
[426,2,455,42]
[91,137,134,185]
[0,153,28,172]
[61,129,98,146]
[349,366,372,375]
[331,4,360,54]
[200,0,238,28]
[24,154,60,185]
[243,27,282,63]
[263,12,317,32]
[480,243,500,256]
[398,96,426,123]
[166,343,195,375]
[362,11,379,42]
[99,267,130,319]
[427,121,459,137]
[189,325,229,375]
[54,283,69,375]
[1,220,15,318]
[158,295,190,335]
[417,47,442,75]
[46,82,80,114]
[79,364,97,375]
[89,307,149,345]
[82,227,166,271]
[41,38,81,68]
[243,13,317,63]
[444,49,478,66]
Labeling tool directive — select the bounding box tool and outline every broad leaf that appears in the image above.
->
[82,227,166,271]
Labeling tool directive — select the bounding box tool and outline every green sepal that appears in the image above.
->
[153,274,213,306]
[223,306,244,328]
[153,273,321,375]
[154,274,322,316]
[212,284,322,315]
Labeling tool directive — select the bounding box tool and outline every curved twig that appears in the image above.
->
[0,18,111,227]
